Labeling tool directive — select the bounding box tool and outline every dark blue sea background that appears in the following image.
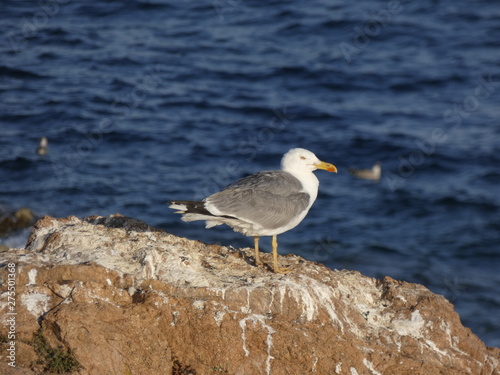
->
[1,0,499,347]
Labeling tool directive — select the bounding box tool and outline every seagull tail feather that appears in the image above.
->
[169,200,212,216]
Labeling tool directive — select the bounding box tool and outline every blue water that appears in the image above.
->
[1,0,499,347]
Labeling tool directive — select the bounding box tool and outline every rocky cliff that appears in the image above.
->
[0,215,499,375]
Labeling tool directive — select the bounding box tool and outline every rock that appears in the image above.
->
[0,207,36,238]
[0,214,499,375]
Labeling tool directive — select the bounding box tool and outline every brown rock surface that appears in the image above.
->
[0,214,499,375]
[0,207,36,238]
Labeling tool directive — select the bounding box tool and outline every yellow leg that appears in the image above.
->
[272,235,291,274]
[254,236,262,266]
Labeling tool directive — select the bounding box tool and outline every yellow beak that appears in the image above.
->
[314,160,337,173]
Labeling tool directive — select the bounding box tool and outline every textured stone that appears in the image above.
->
[0,215,498,374]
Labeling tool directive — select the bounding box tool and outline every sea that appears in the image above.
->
[1,0,499,347]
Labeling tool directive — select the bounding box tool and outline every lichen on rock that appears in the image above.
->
[0,214,499,375]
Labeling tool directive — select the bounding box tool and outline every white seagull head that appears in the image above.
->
[281,148,337,174]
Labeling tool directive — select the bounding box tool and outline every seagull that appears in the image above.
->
[36,137,48,156]
[348,161,381,181]
[169,148,337,273]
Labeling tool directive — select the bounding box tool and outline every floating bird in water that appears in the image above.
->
[36,137,48,156]
[348,161,381,182]
[169,148,337,273]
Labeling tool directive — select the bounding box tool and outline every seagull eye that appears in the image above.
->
[300,156,306,160]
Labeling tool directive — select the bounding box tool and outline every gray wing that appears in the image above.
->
[205,171,310,229]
